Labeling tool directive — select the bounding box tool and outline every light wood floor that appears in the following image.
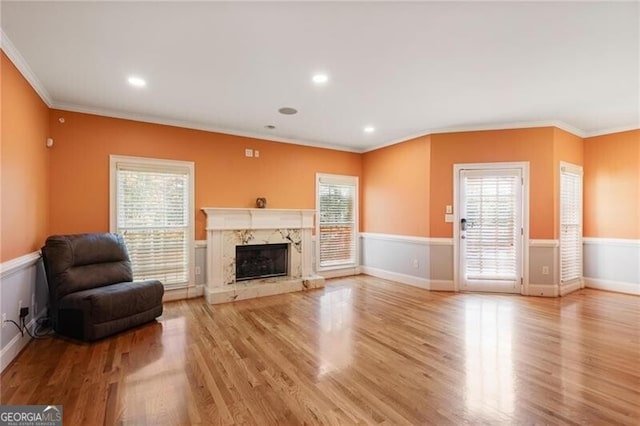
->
[2,276,639,425]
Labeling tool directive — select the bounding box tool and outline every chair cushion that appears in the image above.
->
[58,279,163,324]
[43,233,133,299]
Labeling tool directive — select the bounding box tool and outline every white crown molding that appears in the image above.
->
[0,28,53,107]
[51,102,640,154]
[51,102,361,153]
[363,120,590,153]
[583,125,640,138]
[4,24,636,153]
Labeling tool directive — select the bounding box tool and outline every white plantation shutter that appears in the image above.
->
[317,175,358,269]
[113,158,193,288]
[560,163,583,283]
[464,172,520,281]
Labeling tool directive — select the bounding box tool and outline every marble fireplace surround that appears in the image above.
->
[202,208,325,304]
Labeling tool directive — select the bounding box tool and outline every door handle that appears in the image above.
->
[461,218,467,231]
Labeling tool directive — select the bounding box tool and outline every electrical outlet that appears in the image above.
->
[542,266,549,275]
[1,313,6,327]
[195,266,201,275]
[412,259,419,269]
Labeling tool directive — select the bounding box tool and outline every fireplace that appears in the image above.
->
[202,208,325,304]
[236,243,288,281]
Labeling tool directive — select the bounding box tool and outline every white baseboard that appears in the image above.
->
[584,277,640,296]
[560,279,583,296]
[163,284,204,302]
[1,309,47,372]
[361,265,429,289]
[318,266,360,279]
[360,266,454,291]
[528,284,558,297]
[429,279,455,291]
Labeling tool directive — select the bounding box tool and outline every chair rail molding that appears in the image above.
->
[0,251,41,279]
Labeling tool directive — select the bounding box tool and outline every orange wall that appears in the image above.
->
[362,136,430,236]
[1,52,50,261]
[429,128,556,239]
[584,130,640,239]
[48,110,362,240]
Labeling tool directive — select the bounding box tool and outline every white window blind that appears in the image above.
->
[114,159,193,288]
[317,175,358,269]
[560,164,583,283]
[464,173,519,281]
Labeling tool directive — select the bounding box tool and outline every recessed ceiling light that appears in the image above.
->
[278,107,298,115]
[312,73,329,84]
[364,126,375,133]
[265,125,276,129]
[127,76,146,87]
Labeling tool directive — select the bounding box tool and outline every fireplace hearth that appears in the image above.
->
[236,243,288,281]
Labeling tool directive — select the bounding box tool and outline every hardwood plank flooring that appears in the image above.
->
[2,276,639,425]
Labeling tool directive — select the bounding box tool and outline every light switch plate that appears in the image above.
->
[445,214,454,223]
[445,205,453,214]
[245,149,253,157]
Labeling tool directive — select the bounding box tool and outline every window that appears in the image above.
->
[110,155,194,289]
[559,162,583,284]
[316,174,358,270]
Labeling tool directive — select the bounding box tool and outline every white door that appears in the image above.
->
[458,167,523,293]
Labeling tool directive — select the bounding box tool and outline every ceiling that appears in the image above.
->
[2,1,638,152]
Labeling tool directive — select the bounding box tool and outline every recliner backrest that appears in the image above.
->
[42,233,133,301]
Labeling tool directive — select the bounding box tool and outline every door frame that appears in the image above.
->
[453,161,530,294]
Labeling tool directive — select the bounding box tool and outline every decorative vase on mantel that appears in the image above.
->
[256,197,267,208]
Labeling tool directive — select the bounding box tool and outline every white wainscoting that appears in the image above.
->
[0,252,48,372]
[360,233,455,291]
[361,233,564,295]
[583,238,640,295]
[528,239,559,297]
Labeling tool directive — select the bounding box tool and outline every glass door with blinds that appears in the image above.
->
[559,162,583,286]
[458,167,524,293]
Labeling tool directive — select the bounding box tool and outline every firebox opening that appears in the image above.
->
[236,243,289,281]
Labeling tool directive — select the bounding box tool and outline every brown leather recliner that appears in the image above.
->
[42,233,164,341]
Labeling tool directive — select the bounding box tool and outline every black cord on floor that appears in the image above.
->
[20,316,50,340]
[2,316,51,340]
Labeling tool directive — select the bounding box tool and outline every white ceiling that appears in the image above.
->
[2,1,638,152]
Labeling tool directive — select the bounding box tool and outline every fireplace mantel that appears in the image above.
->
[202,208,315,231]
[201,207,324,304]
